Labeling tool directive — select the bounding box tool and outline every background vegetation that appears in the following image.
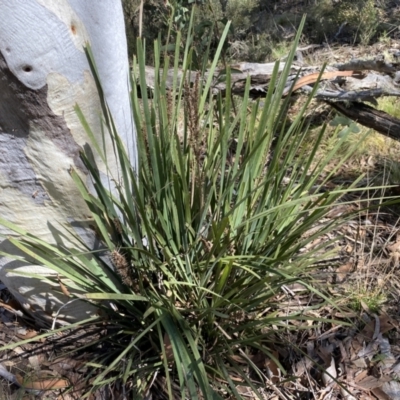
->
[122,0,399,63]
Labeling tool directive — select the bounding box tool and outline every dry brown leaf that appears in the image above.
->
[354,369,369,383]
[379,315,397,335]
[16,329,38,340]
[0,299,24,316]
[371,386,394,400]
[360,314,394,343]
[57,275,71,297]
[265,352,280,384]
[345,244,354,253]
[288,70,365,94]
[16,373,70,390]
[356,374,391,390]
[337,262,353,282]
[12,346,25,355]
[361,318,377,340]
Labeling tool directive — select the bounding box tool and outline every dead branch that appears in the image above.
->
[327,101,400,140]
[333,57,400,75]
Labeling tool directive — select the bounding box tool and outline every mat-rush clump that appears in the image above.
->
[0,15,384,399]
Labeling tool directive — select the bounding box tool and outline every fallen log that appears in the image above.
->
[140,57,400,100]
[138,55,400,139]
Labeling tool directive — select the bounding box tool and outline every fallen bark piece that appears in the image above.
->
[16,373,70,390]
[283,70,365,96]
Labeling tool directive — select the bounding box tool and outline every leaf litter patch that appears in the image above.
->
[0,290,117,400]
[263,187,400,400]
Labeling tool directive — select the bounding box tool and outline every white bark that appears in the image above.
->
[0,0,137,322]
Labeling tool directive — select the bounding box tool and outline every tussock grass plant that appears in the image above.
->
[0,16,388,399]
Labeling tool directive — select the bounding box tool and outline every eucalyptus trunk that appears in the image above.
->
[0,0,137,322]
